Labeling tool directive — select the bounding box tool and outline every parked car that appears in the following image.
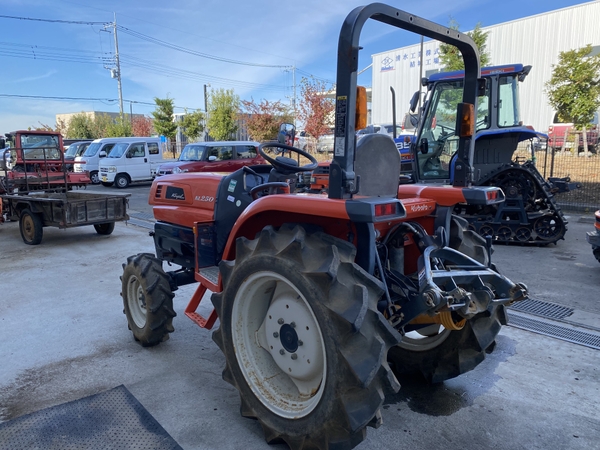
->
[97,137,167,188]
[548,112,599,152]
[155,141,265,176]
[316,130,335,153]
[64,141,91,170]
[586,209,600,263]
[74,137,121,184]
[356,123,402,141]
[294,129,315,151]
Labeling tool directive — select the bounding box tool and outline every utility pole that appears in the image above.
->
[292,65,296,125]
[112,13,124,121]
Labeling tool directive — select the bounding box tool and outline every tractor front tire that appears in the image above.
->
[593,247,600,264]
[211,224,400,450]
[121,253,176,347]
[19,209,43,245]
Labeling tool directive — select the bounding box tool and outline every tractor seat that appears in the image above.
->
[354,133,401,197]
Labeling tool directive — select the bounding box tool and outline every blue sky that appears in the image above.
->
[0,0,590,133]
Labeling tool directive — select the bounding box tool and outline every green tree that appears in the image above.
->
[545,44,600,153]
[152,97,178,140]
[241,98,293,142]
[90,113,114,138]
[104,118,132,137]
[181,109,205,141]
[439,21,491,71]
[66,113,95,138]
[207,88,240,140]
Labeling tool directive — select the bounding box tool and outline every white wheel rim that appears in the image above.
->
[231,271,326,418]
[398,326,451,351]
[127,275,147,328]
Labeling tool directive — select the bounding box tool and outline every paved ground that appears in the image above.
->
[0,207,599,449]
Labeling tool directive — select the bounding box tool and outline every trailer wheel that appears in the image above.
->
[19,209,43,245]
[211,224,400,449]
[121,253,176,347]
[115,174,130,189]
[388,218,502,383]
[94,222,115,235]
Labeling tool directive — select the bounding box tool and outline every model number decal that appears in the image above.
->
[195,195,215,202]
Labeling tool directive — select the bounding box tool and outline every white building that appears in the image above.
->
[370,1,600,132]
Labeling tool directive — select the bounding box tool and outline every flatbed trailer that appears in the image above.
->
[1,136,130,244]
[1,190,130,244]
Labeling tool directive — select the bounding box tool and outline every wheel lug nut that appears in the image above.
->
[291,353,298,360]
[298,340,303,346]
[277,318,284,325]
[273,332,279,338]
[279,349,285,355]
[290,322,296,328]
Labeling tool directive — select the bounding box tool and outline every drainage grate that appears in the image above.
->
[507,312,600,350]
[509,299,574,320]
[129,211,156,222]
[126,217,154,230]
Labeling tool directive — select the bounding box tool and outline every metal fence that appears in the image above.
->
[515,140,600,213]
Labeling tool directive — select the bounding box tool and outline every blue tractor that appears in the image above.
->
[399,64,578,245]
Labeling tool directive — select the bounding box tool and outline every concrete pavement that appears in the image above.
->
[0,216,599,449]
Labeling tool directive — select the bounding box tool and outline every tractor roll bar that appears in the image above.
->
[329,3,481,199]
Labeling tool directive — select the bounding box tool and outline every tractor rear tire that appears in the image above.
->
[121,253,176,347]
[19,209,43,245]
[211,224,400,450]
[94,222,115,235]
[388,217,503,383]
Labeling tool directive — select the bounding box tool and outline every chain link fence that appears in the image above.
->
[515,139,600,213]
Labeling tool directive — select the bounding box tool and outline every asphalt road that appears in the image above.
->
[0,184,599,450]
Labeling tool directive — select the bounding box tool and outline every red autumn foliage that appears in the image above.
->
[241,99,293,143]
[297,77,335,142]
[132,116,154,137]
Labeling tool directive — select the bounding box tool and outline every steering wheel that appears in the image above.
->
[258,142,318,173]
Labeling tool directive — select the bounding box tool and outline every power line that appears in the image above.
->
[120,54,287,92]
[117,26,292,69]
[0,93,196,111]
[0,14,107,25]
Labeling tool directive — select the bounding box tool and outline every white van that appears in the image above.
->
[73,137,124,184]
[98,137,166,188]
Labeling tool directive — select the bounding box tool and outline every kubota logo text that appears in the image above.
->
[410,204,431,212]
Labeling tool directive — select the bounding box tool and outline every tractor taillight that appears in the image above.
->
[486,190,499,202]
[374,203,396,217]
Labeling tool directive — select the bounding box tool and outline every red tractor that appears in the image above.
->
[121,4,528,449]
[1,130,90,193]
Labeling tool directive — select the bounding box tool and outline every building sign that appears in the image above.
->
[380,46,441,72]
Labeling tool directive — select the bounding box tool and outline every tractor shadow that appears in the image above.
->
[383,334,517,416]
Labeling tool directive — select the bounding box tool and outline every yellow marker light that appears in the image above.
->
[457,103,475,138]
[355,86,368,131]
